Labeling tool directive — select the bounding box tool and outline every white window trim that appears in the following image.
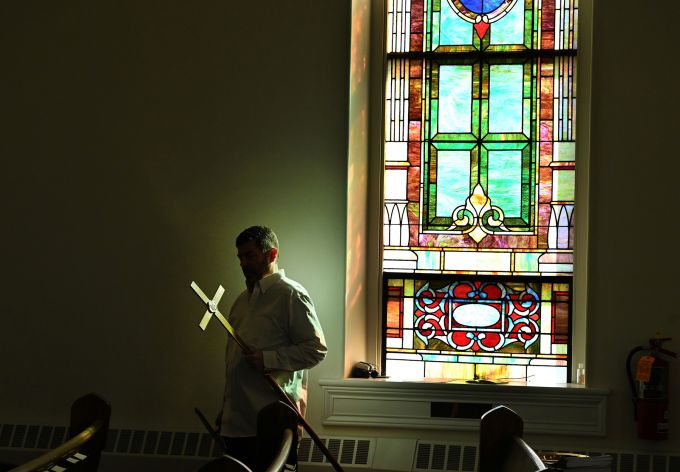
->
[320,378,608,436]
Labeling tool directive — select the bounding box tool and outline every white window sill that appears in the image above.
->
[319,378,609,436]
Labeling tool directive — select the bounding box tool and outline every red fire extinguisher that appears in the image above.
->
[626,336,676,440]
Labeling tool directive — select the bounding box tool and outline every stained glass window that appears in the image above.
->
[382,0,578,383]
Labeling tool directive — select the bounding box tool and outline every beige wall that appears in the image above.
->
[0,0,350,431]
[582,0,679,453]
[1,0,679,459]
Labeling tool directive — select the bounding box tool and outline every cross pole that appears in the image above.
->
[190,281,344,472]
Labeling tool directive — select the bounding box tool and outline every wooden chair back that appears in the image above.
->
[256,401,297,472]
[478,405,550,472]
[198,401,297,472]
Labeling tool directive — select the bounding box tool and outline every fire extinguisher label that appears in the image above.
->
[635,355,655,382]
[639,366,668,399]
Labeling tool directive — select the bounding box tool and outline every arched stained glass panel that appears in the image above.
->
[383,0,578,383]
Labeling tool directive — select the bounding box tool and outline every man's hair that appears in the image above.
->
[235,226,279,253]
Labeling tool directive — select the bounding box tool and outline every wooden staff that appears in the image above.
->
[191,282,344,472]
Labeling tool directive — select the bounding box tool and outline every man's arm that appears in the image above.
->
[261,290,327,372]
[244,350,265,372]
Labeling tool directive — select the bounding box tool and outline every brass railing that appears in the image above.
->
[8,393,110,472]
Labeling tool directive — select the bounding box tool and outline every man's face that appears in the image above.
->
[237,240,274,286]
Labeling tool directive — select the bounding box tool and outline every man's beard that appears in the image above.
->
[243,262,268,288]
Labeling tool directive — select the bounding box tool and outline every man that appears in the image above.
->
[219,226,327,471]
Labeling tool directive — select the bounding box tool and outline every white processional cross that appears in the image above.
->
[190,281,249,353]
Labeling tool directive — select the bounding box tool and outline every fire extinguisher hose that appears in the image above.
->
[626,345,646,420]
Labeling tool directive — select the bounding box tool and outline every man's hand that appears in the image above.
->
[244,350,265,373]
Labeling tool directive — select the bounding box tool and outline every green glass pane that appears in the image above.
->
[417,251,440,270]
[484,141,527,151]
[554,169,575,201]
[490,2,525,45]
[488,150,522,217]
[434,141,477,151]
[554,344,568,354]
[432,8,441,49]
[440,3,472,46]
[514,252,540,272]
[405,279,414,297]
[436,150,471,216]
[489,64,524,133]
[505,357,531,365]
[554,142,576,162]
[439,65,472,133]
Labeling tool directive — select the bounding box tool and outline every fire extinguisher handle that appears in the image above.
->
[649,337,676,358]
[657,347,677,358]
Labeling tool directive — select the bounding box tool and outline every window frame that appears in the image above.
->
[344,0,591,385]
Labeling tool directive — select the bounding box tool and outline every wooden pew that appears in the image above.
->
[9,393,110,472]
[478,405,555,472]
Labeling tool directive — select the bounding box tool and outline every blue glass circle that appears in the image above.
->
[460,0,506,15]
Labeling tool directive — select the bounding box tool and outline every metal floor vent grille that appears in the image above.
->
[4,423,679,472]
[414,442,477,472]
[0,423,377,466]
[413,441,680,472]
[298,437,373,467]
[0,424,221,458]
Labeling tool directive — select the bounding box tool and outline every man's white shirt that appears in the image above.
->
[220,269,327,437]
